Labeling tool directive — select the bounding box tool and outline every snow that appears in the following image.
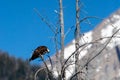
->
[106,19,110,23]
[101,15,120,48]
[64,31,93,59]
[101,25,114,44]
[81,31,93,44]
[112,14,120,19]
[79,49,87,59]
[64,41,75,59]
[79,31,93,59]
[65,64,75,79]
[112,19,120,29]
[53,70,58,78]
[96,66,102,72]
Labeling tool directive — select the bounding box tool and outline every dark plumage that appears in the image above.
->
[29,46,50,61]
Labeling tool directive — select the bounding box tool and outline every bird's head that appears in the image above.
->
[47,48,50,53]
[39,46,50,54]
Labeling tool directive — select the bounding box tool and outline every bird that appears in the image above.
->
[29,46,50,61]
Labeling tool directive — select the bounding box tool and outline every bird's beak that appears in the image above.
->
[47,49,50,53]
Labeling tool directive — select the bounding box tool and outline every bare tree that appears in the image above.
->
[75,0,81,80]
[59,0,64,65]
[59,0,65,79]
[32,1,120,80]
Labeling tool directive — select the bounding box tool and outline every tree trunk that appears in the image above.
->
[59,0,65,79]
[75,0,80,80]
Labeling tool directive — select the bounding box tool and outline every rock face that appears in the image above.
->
[84,9,120,80]
[50,9,120,80]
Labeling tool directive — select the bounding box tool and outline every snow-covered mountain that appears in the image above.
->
[47,9,120,80]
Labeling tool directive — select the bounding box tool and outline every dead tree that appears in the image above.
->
[59,0,64,65]
[33,1,120,80]
[59,0,65,79]
[75,0,80,80]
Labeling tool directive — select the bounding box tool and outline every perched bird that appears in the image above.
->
[29,46,50,61]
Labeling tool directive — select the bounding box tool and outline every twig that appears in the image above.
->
[80,16,103,23]
[34,8,56,34]
[39,55,54,80]
[47,54,53,71]
[65,25,75,37]
[63,62,75,74]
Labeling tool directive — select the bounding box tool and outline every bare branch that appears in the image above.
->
[39,55,55,80]
[62,62,75,75]
[47,54,53,71]
[65,16,102,38]
[65,25,75,38]
[34,8,56,34]
[80,16,103,23]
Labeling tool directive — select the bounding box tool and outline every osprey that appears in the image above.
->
[29,46,50,61]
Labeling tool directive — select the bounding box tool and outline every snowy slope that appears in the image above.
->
[48,9,120,80]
